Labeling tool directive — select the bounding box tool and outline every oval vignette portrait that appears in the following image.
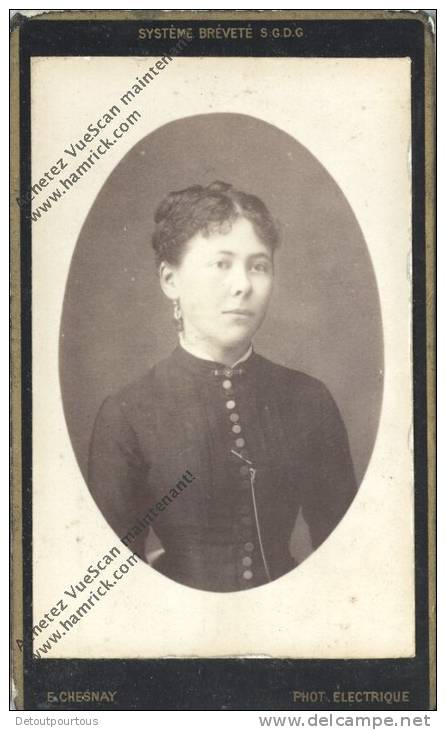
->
[60,113,384,593]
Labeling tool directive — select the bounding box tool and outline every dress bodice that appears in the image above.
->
[88,346,357,592]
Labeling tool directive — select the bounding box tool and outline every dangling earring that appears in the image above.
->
[173,299,184,332]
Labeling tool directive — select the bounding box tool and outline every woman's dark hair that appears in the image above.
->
[152,181,280,267]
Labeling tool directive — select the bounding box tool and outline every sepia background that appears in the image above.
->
[59,111,383,565]
[32,56,413,658]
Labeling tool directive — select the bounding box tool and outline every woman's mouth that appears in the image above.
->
[222,309,254,317]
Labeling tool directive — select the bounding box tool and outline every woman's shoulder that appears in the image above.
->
[254,352,331,398]
[98,349,185,422]
[97,359,165,423]
[254,353,346,432]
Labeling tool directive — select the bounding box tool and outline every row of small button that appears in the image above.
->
[221,376,255,586]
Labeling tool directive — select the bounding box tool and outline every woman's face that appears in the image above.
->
[161,217,274,357]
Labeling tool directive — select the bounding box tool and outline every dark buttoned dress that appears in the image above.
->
[88,346,357,592]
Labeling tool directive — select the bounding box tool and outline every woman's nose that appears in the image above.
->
[229,266,252,296]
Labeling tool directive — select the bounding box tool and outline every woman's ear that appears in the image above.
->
[159,261,179,301]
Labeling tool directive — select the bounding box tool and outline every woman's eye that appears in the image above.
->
[251,262,269,273]
[215,260,230,270]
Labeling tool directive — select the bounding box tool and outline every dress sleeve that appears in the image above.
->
[88,395,150,557]
[300,383,358,551]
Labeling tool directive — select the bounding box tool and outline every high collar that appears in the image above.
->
[178,336,253,368]
[172,343,256,378]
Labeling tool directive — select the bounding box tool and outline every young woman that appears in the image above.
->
[88,181,357,592]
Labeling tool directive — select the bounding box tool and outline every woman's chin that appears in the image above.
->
[186,325,256,355]
[215,332,253,351]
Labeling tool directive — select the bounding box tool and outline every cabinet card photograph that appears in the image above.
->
[11,10,435,712]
